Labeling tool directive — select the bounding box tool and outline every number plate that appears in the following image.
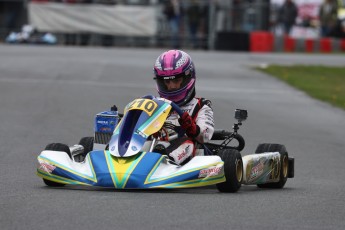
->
[125,99,158,116]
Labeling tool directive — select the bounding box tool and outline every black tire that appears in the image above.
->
[255,143,289,189]
[232,133,245,152]
[43,179,65,187]
[216,149,243,193]
[45,143,71,158]
[43,143,72,187]
[78,136,94,157]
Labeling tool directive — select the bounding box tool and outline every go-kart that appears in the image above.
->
[36,95,294,193]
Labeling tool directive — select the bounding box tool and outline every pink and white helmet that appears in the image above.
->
[153,50,196,105]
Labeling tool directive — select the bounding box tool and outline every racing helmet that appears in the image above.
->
[153,50,196,106]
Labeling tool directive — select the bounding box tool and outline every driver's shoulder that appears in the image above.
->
[193,97,212,110]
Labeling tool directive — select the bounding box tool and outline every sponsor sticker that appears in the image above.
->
[153,121,161,129]
[38,160,56,173]
[177,150,187,161]
[249,161,264,181]
[199,166,223,178]
[163,76,176,80]
[100,127,112,132]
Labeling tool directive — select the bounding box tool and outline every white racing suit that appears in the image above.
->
[160,97,215,165]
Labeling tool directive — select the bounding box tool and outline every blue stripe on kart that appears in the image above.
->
[124,152,163,188]
[89,150,116,187]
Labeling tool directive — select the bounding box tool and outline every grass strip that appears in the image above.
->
[256,65,345,110]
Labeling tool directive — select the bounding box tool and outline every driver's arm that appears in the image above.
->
[178,103,214,143]
[194,104,214,143]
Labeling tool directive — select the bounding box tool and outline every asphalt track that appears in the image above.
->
[0,45,344,230]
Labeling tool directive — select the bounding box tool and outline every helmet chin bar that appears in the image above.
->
[176,87,195,106]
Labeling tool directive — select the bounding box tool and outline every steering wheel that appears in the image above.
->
[163,100,185,137]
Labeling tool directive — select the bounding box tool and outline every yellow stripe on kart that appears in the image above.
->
[37,169,91,186]
[105,150,145,188]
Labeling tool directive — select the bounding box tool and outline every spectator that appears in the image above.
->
[1,1,22,40]
[199,1,210,49]
[94,0,117,47]
[329,18,345,38]
[78,0,93,46]
[278,0,298,36]
[319,0,339,37]
[61,0,92,46]
[163,0,182,49]
[186,0,201,49]
[61,0,78,45]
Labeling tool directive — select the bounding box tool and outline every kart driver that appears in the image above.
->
[153,50,214,165]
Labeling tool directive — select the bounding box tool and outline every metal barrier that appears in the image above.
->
[0,0,213,49]
[1,0,343,52]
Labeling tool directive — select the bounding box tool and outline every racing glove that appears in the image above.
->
[178,112,200,138]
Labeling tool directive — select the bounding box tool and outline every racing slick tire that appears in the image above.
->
[255,143,289,189]
[43,143,72,187]
[78,136,94,157]
[216,149,243,193]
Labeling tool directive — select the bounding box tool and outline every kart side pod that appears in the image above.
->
[241,151,294,185]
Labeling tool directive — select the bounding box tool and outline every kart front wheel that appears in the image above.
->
[216,149,243,193]
[255,143,289,189]
[43,143,72,187]
[78,136,94,157]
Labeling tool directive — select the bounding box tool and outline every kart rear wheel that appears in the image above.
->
[43,143,71,187]
[255,143,289,189]
[78,136,94,157]
[216,149,243,193]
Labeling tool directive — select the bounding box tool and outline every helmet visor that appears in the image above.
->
[155,73,192,94]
